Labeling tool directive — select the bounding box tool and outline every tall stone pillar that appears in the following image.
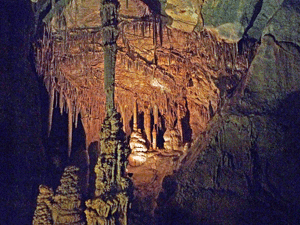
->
[85,1,132,224]
[101,0,119,116]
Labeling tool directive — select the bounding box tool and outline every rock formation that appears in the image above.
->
[32,185,54,225]
[128,100,148,166]
[85,111,132,225]
[52,166,85,225]
[3,0,295,224]
[84,0,132,224]
[163,128,182,151]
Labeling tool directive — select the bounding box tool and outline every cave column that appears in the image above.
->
[101,0,119,116]
[85,1,132,225]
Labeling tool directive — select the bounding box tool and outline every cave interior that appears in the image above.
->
[1,0,300,224]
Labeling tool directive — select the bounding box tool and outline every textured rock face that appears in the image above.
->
[164,0,199,32]
[156,2,300,224]
[160,0,299,43]
[201,0,257,42]
[33,185,54,225]
[52,166,85,225]
[28,0,300,224]
[85,110,132,225]
[246,35,300,112]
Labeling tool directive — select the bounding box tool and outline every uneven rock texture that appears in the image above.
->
[246,35,300,112]
[262,0,300,45]
[157,6,300,224]
[3,0,300,224]
[85,110,132,225]
[201,0,257,42]
[163,0,199,32]
[33,185,54,225]
[52,166,85,225]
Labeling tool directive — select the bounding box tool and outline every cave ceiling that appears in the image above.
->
[37,0,251,148]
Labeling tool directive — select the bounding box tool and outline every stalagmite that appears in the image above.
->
[85,111,132,224]
[52,166,85,225]
[32,185,54,225]
[48,84,55,137]
[144,106,151,145]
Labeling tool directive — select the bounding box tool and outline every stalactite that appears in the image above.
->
[141,21,145,37]
[48,83,55,137]
[153,14,158,65]
[144,106,151,145]
[153,104,158,128]
[177,104,183,142]
[133,99,138,132]
[59,87,64,115]
[159,16,163,46]
[67,99,73,157]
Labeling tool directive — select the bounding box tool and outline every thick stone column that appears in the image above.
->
[101,0,120,116]
[85,1,132,224]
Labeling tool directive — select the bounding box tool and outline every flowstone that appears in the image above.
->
[85,110,132,225]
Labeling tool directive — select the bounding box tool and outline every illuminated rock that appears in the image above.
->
[128,130,148,166]
[85,111,132,225]
[163,128,182,151]
[52,166,85,225]
[164,0,199,32]
[32,185,54,225]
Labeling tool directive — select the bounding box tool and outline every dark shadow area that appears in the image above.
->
[46,107,69,189]
[181,101,192,143]
[87,141,99,199]
[138,111,145,131]
[157,111,166,148]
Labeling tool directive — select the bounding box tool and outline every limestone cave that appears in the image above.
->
[1,0,300,224]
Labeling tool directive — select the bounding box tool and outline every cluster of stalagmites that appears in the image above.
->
[85,110,132,225]
[128,100,186,167]
[33,166,85,225]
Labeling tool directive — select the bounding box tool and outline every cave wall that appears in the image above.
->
[0,1,47,224]
[157,0,300,224]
